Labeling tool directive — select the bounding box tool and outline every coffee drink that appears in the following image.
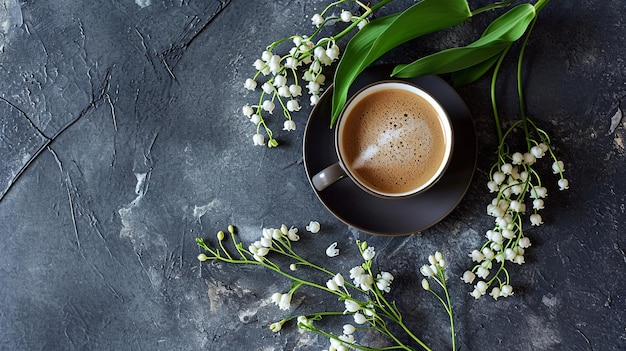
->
[338,88,447,195]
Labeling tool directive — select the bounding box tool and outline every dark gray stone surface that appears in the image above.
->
[1,0,624,350]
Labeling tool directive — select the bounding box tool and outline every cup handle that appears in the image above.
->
[312,162,347,191]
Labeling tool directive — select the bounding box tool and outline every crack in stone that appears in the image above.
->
[0,68,114,202]
[0,96,49,140]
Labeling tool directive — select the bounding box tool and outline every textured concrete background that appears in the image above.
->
[1,0,625,350]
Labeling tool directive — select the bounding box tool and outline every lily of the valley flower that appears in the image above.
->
[305,221,320,233]
[362,246,375,261]
[271,292,292,311]
[326,274,344,291]
[343,299,360,314]
[376,271,394,293]
[241,1,372,148]
[326,242,339,257]
[465,129,568,298]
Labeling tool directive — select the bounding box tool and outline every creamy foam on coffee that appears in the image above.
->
[340,89,446,194]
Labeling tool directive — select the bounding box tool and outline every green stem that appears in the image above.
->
[206,249,342,297]
[326,0,395,42]
[516,17,537,149]
[219,239,233,261]
[396,320,432,351]
[443,287,456,351]
[490,46,511,145]
[534,0,550,12]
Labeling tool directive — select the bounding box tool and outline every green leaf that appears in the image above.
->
[330,0,472,127]
[450,54,500,86]
[391,4,536,78]
[393,44,508,78]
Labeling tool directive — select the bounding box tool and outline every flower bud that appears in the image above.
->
[421,278,430,291]
[344,299,360,313]
[512,152,524,164]
[475,281,488,294]
[305,221,320,233]
[311,13,324,27]
[530,213,543,226]
[270,321,283,332]
[197,253,209,262]
[326,279,339,291]
[289,84,302,97]
[518,237,531,248]
[461,270,476,284]
[362,247,376,261]
[420,265,435,277]
[340,10,352,22]
[500,284,514,297]
[360,241,368,251]
[286,100,301,112]
[260,237,272,248]
[242,104,254,117]
[217,231,225,241]
[552,160,565,174]
[343,324,356,335]
[476,267,490,279]
[283,120,296,131]
[244,78,257,91]
[353,312,366,324]
[252,133,265,146]
[333,273,345,287]
[531,145,545,158]
[490,287,501,300]
[434,251,443,263]
[253,59,265,70]
[326,45,340,61]
[501,163,513,174]
[428,255,437,265]
[470,249,484,262]
[287,227,300,241]
[249,114,260,125]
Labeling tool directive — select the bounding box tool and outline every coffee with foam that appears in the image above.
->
[339,88,447,195]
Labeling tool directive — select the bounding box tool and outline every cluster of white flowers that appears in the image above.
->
[198,225,446,349]
[242,1,371,147]
[268,241,395,348]
[463,140,568,299]
[325,273,346,291]
[271,291,294,311]
[420,251,445,279]
[324,326,357,351]
[349,265,374,291]
[419,251,446,292]
[345,246,394,295]
[249,224,300,262]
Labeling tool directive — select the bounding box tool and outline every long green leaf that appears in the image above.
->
[391,4,536,78]
[392,44,508,78]
[450,54,500,86]
[330,0,472,127]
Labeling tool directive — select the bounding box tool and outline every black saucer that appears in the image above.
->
[303,65,477,236]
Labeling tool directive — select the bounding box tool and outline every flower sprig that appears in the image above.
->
[461,6,568,299]
[420,252,456,350]
[197,225,455,351]
[242,0,385,147]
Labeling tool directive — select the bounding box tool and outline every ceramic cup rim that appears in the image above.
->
[334,80,454,198]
